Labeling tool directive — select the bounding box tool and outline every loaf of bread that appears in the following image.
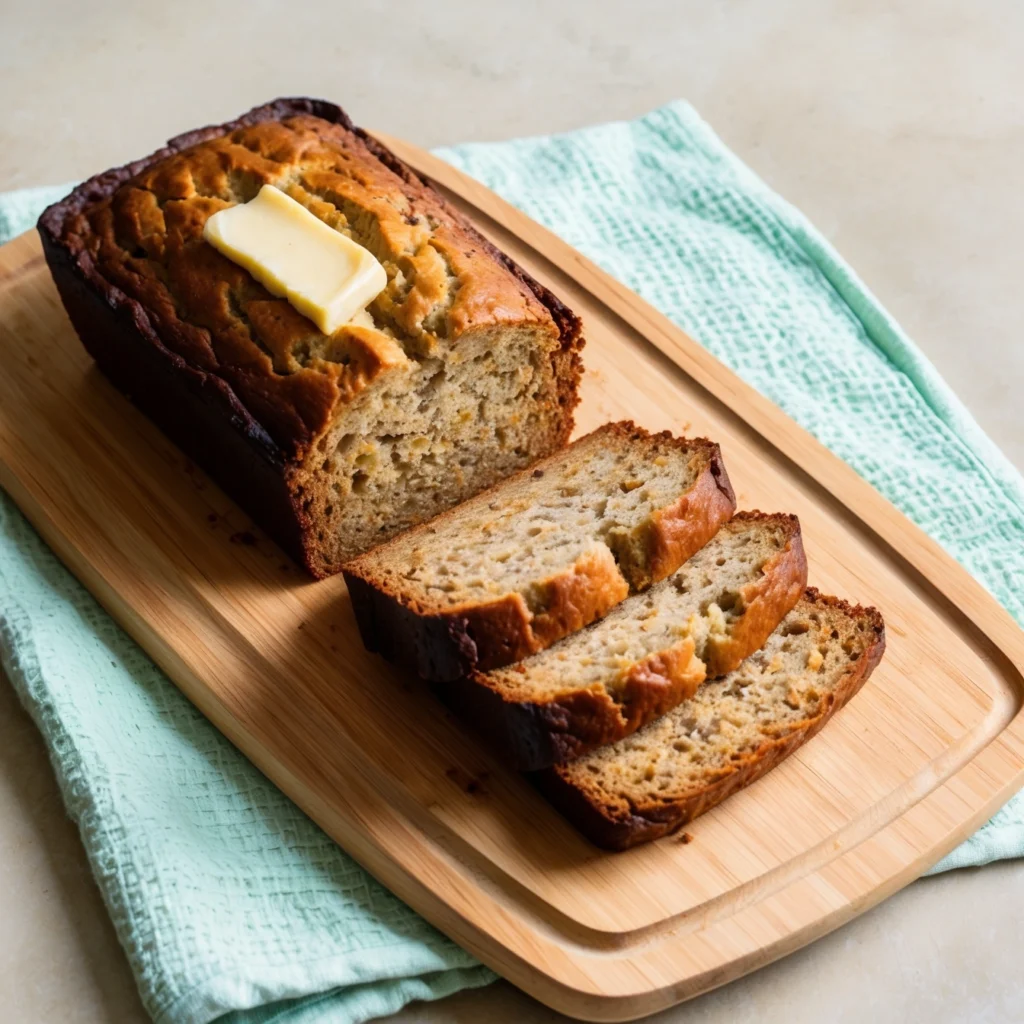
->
[537,589,885,849]
[38,98,583,577]
[440,512,807,770]
[343,422,737,681]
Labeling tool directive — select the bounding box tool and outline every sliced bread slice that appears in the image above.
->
[343,422,736,681]
[537,589,885,849]
[440,512,807,770]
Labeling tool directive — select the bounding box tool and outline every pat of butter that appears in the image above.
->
[203,184,386,335]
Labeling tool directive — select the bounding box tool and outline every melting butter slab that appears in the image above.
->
[203,184,386,335]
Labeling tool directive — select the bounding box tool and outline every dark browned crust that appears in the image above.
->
[40,232,312,565]
[37,98,583,578]
[342,423,736,684]
[344,571,484,682]
[435,672,641,771]
[535,589,886,850]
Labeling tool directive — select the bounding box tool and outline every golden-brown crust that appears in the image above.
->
[346,541,634,686]
[645,443,736,585]
[537,589,887,850]
[618,638,707,728]
[447,593,539,668]
[522,546,631,655]
[412,547,630,674]
[704,512,808,676]
[42,103,574,463]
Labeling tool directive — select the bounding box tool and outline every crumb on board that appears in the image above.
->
[445,767,488,796]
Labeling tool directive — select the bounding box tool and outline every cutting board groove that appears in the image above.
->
[1,135,1023,1021]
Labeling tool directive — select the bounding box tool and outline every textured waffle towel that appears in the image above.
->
[2,101,1023,1023]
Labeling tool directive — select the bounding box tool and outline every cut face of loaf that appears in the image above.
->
[442,512,807,770]
[539,589,886,850]
[343,422,737,680]
[294,316,577,576]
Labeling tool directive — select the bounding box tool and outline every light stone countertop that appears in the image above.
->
[1,1,1022,1021]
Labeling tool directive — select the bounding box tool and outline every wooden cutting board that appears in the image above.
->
[2,135,1023,1022]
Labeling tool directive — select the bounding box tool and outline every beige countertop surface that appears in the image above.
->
[1,1,1022,1021]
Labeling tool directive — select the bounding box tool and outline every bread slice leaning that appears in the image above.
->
[343,422,736,681]
[440,512,807,770]
[537,589,885,850]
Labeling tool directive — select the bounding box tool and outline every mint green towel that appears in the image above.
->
[2,102,1022,1024]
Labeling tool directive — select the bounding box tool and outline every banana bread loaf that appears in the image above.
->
[38,98,583,577]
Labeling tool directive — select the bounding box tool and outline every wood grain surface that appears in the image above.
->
[1,140,1022,1021]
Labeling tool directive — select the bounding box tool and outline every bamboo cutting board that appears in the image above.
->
[2,136,1024,1021]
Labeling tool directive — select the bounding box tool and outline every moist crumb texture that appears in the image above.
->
[41,99,583,576]
[342,422,737,680]
[543,590,886,849]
